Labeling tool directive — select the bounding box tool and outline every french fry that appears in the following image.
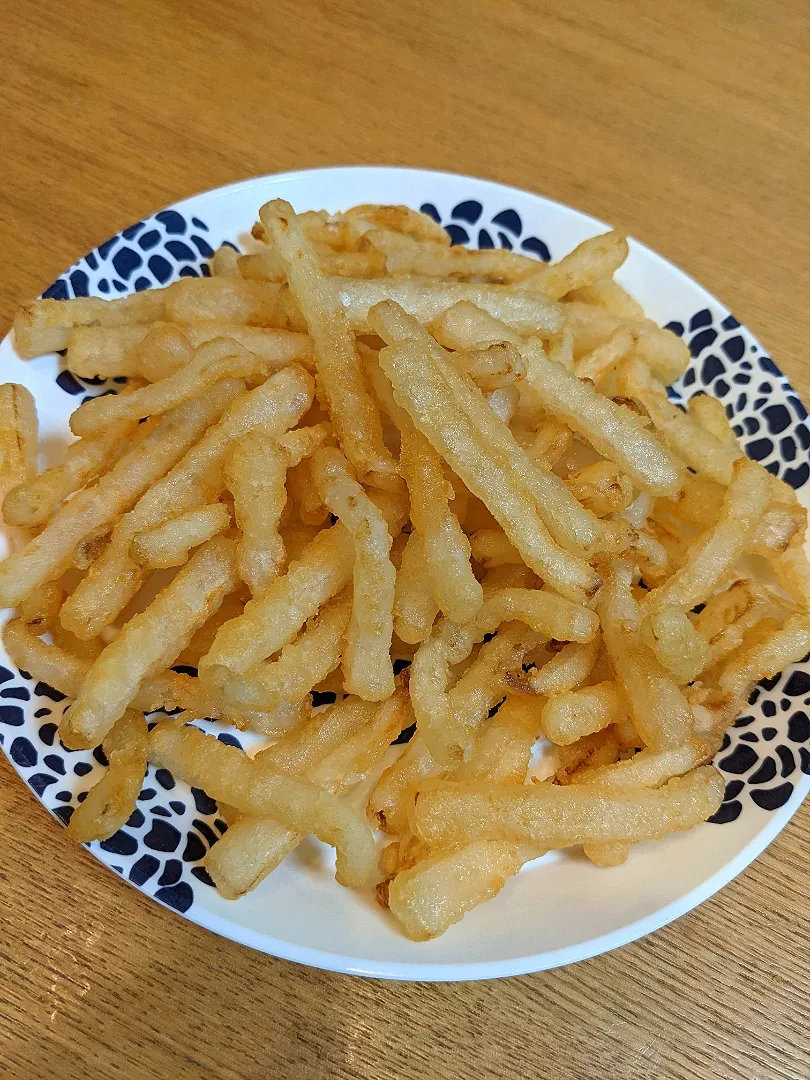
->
[148,718,377,888]
[523,231,629,300]
[387,840,527,941]
[567,277,645,320]
[264,209,360,252]
[173,587,247,667]
[241,245,386,282]
[411,588,598,763]
[716,614,810,714]
[67,323,314,381]
[207,689,409,898]
[4,400,142,528]
[310,447,395,700]
[598,560,693,749]
[337,278,564,335]
[691,579,767,671]
[748,502,806,559]
[344,204,452,245]
[565,461,634,517]
[393,532,440,644]
[581,842,631,867]
[163,276,282,325]
[633,529,671,587]
[372,309,600,602]
[365,228,543,283]
[260,695,379,772]
[641,607,710,683]
[428,301,524,351]
[315,247,388,280]
[519,338,683,497]
[573,327,637,383]
[526,417,574,469]
[59,365,313,638]
[399,427,482,623]
[484,385,520,423]
[547,323,575,369]
[4,602,297,737]
[3,617,91,695]
[642,458,770,615]
[48,623,105,665]
[279,524,321,562]
[130,502,231,569]
[286,458,330,526]
[524,637,600,695]
[276,422,334,466]
[469,528,522,568]
[0,379,241,609]
[259,200,398,487]
[444,622,537,749]
[199,523,354,682]
[67,711,148,843]
[374,301,602,551]
[18,580,64,633]
[225,431,288,595]
[123,325,195,385]
[1,617,226,722]
[773,537,810,609]
[66,324,160,379]
[211,244,242,277]
[452,694,542,784]
[228,698,313,738]
[571,739,715,789]
[291,686,404,792]
[688,393,741,451]
[69,338,265,437]
[659,472,724,529]
[563,302,690,385]
[13,290,166,358]
[0,383,38,513]
[289,209,364,251]
[620,357,742,484]
[206,696,380,896]
[62,536,238,749]
[554,728,623,783]
[368,733,443,835]
[223,589,351,711]
[451,342,526,390]
[411,766,725,850]
[645,515,692,572]
[540,680,628,745]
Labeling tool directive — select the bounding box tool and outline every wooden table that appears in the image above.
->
[2,3,808,1077]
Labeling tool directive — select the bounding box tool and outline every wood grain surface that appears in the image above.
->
[1,3,809,1078]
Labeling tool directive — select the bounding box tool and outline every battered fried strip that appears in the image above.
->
[260,200,398,488]
[199,523,354,683]
[59,366,313,638]
[63,536,238,749]
[310,447,396,700]
[0,380,241,608]
[149,718,378,888]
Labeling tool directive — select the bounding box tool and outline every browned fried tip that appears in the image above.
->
[611,396,648,419]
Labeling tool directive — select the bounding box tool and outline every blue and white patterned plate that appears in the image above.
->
[1,167,808,981]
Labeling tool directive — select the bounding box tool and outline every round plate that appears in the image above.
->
[1,167,809,981]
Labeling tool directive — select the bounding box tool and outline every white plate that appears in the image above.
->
[2,167,809,981]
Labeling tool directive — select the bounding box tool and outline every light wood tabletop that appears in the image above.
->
[1,2,809,1078]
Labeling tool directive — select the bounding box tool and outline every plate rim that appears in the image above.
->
[2,164,808,981]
